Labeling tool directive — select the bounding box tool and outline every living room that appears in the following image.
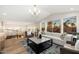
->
[0,5,79,54]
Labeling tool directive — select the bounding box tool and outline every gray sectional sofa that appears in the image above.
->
[42,32,74,46]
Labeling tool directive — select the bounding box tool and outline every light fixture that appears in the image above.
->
[29,5,40,16]
[70,8,74,11]
[2,12,7,16]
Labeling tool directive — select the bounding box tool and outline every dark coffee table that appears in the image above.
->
[27,38,53,54]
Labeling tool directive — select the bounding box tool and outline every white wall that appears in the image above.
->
[40,12,79,33]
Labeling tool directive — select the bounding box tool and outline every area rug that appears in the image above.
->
[20,40,63,54]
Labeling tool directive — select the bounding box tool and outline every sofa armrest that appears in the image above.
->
[60,47,79,54]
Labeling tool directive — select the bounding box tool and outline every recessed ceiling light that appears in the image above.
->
[70,8,74,11]
[2,12,7,16]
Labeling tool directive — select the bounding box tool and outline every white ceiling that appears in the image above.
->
[0,5,79,24]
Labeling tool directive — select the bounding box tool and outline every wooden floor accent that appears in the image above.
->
[2,38,27,54]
